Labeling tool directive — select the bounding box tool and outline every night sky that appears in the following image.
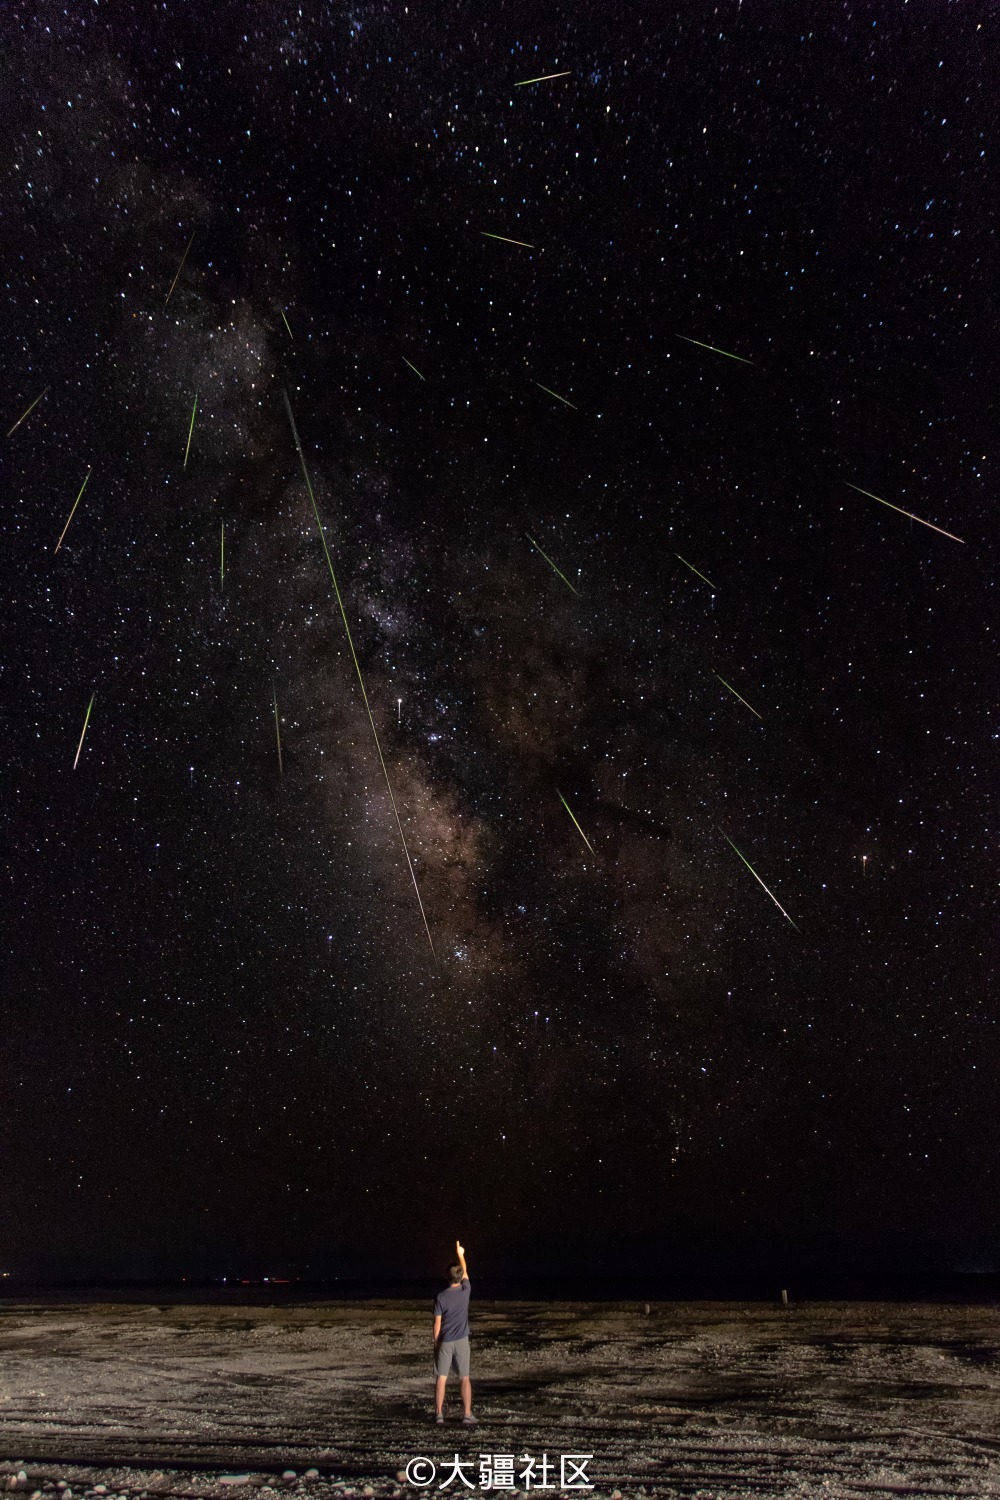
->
[3,1,995,1284]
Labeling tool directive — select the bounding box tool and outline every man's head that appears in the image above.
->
[447,1263,463,1285]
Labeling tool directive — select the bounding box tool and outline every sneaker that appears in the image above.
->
[435,1413,444,1424]
[462,1414,478,1425]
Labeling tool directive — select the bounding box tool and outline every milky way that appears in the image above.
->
[3,1,995,1280]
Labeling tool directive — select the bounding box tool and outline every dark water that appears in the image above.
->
[3,1271,999,1306]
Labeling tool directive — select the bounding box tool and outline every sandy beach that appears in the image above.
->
[2,1299,1000,1498]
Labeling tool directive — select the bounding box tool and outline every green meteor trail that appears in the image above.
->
[675,553,716,589]
[73,692,95,770]
[844,481,964,544]
[714,671,763,720]
[722,831,800,931]
[280,309,293,340]
[183,394,198,468]
[54,467,92,553]
[534,381,577,410]
[402,356,426,380]
[526,533,580,596]
[481,231,535,248]
[557,789,596,856]
[7,387,49,438]
[676,334,754,365]
[272,683,284,778]
[283,389,436,960]
[515,70,572,85]
[164,231,195,306]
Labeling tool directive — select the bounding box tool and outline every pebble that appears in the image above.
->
[218,1480,251,1489]
[281,1476,296,1484]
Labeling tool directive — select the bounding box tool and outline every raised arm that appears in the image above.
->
[456,1239,469,1280]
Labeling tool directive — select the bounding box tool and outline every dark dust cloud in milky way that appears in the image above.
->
[2,1,995,1281]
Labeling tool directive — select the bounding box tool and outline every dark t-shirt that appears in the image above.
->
[433,1278,471,1342]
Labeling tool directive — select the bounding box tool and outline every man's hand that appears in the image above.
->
[456,1241,465,1257]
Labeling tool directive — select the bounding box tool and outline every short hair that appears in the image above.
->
[448,1263,463,1284]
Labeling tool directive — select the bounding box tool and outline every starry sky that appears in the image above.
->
[2,0,995,1284]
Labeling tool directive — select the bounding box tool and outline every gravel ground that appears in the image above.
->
[2,1300,1000,1498]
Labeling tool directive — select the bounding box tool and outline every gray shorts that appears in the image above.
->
[435,1336,470,1377]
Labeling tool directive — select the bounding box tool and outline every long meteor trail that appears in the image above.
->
[714,671,763,720]
[272,683,284,778]
[534,381,577,410]
[183,394,198,468]
[526,533,580,596]
[557,789,596,856]
[722,831,799,931]
[844,481,964,544]
[676,334,754,365]
[515,71,572,85]
[164,231,195,306]
[55,468,91,553]
[481,231,535,248]
[676,553,716,589]
[7,387,49,437]
[73,692,95,770]
[283,390,435,960]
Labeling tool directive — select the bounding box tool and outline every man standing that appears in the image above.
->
[433,1239,476,1424]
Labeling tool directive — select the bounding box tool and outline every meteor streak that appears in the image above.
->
[283,390,436,960]
[481,231,535,248]
[272,683,283,778]
[183,394,198,468]
[676,334,754,365]
[534,381,577,410]
[557,789,595,856]
[515,71,572,85]
[164,231,195,306]
[402,356,426,380]
[714,671,763,720]
[73,692,95,770]
[54,468,91,553]
[280,309,293,340]
[526,533,580,596]
[722,831,800,931]
[7,387,49,437]
[675,553,716,589]
[844,482,964,544]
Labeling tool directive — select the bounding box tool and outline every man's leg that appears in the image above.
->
[460,1375,472,1417]
[435,1374,448,1415]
